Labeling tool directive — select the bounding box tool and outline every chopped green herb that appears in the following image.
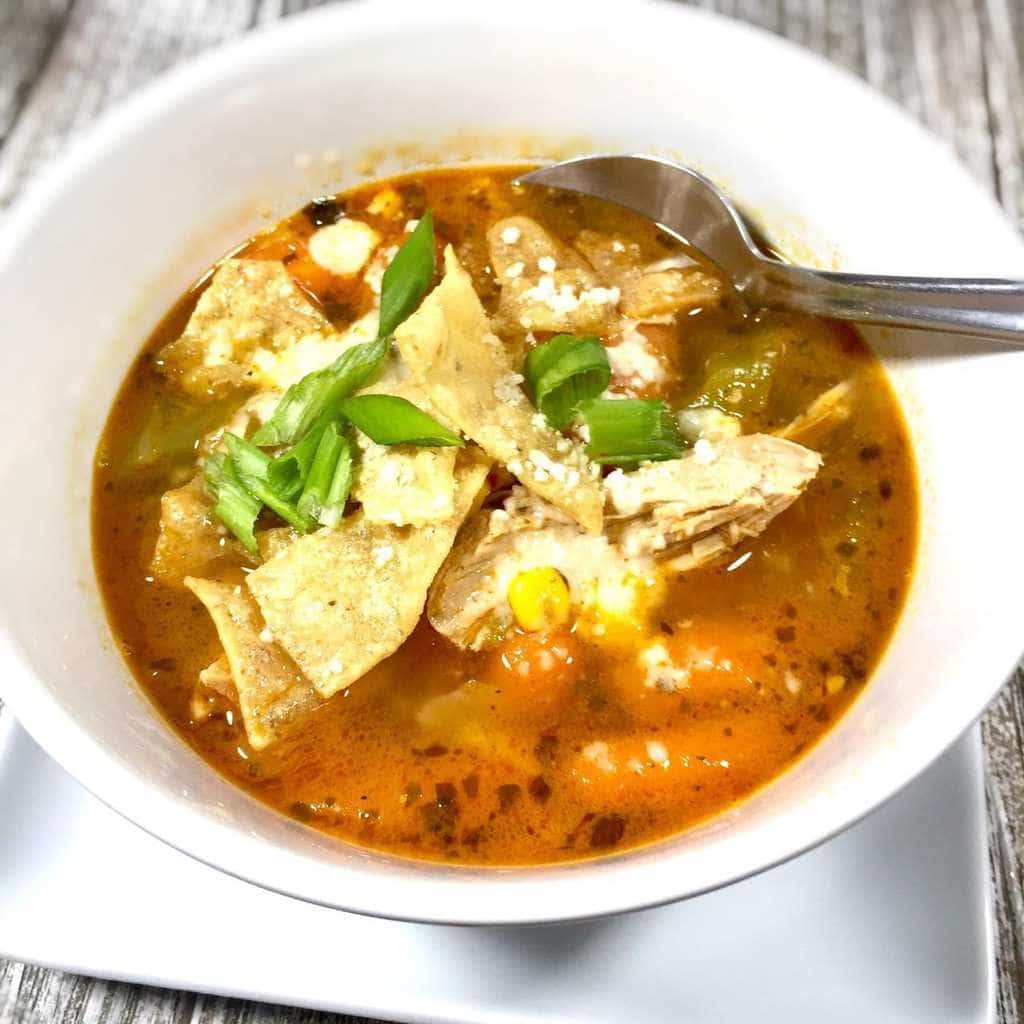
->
[581,398,683,466]
[224,433,316,532]
[251,211,437,449]
[337,394,464,447]
[267,411,334,499]
[378,211,436,342]
[204,452,261,555]
[525,334,610,430]
[250,336,388,448]
[297,421,354,526]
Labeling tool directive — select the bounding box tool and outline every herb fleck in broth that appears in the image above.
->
[92,165,917,865]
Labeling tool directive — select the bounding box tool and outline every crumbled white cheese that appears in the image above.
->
[537,255,557,273]
[500,225,522,244]
[250,312,379,390]
[693,438,717,464]
[505,261,524,280]
[308,219,379,276]
[523,275,581,316]
[404,218,419,233]
[581,285,621,306]
[639,642,691,692]
[676,406,742,444]
[582,741,617,774]
[607,323,665,388]
[646,740,670,766]
[493,372,525,403]
[527,448,568,483]
[258,627,274,644]
[784,670,802,694]
[372,544,395,567]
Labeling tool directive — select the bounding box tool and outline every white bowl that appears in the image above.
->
[1,0,1022,926]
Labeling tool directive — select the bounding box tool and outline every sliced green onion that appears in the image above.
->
[267,411,334,499]
[524,334,611,430]
[250,336,388,448]
[204,453,261,555]
[378,211,435,342]
[581,398,683,466]
[297,421,353,525]
[250,211,436,450]
[299,421,348,520]
[224,434,316,532]
[337,394,464,447]
[320,440,355,528]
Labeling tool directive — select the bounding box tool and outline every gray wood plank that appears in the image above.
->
[1,0,1023,1021]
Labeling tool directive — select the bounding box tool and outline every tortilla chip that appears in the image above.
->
[487,217,618,334]
[574,230,722,318]
[257,527,300,563]
[151,475,248,584]
[353,434,458,526]
[347,368,461,527]
[395,247,603,533]
[159,259,334,398]
[199,391,282,457]
[190,656,237,723]
[246,448,491,698]
[184,577,320,749]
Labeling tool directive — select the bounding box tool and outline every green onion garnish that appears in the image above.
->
[251,211,437,449]
[378,211,435,342]
[224,434,316,532]
[204,451,261,555]
[250,336,388,448]
[581,398,683,466]
[266,410,333,499]
[524,334,611,430]
[337,394,464,447]
[297,421,354,526]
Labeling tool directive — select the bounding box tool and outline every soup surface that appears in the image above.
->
[93,165,917,865]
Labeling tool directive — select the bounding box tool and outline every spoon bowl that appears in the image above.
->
[521,155,1024,345]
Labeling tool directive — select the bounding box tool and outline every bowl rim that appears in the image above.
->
[2,0,1023,926]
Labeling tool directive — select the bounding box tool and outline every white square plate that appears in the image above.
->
[0,713,992,1023]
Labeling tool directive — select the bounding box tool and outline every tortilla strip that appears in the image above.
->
[350,379,459,526]
[487,217,618,335]
[257,527,300,563]
[395,247,602,533]
[190,655,237,724]
[184,577,320,750]
[151,475,248,584]
[353,433,459,526]
[247,448,491,698]
[159,259,334,397]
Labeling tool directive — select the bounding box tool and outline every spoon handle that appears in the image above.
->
[750,261,1024,345]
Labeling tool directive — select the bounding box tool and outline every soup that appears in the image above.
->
[93,164,917,865]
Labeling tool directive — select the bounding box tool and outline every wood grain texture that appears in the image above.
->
[1,0,1022,1021]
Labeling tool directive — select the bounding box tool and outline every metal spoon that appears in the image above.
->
[518,155,1024,345]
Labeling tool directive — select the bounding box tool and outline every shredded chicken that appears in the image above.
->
[429,435,820,648]
[776,380,854,448]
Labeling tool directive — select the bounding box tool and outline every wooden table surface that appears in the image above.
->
[2,0,1023,1020]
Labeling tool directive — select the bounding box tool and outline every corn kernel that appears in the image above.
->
[366,187,404,218]
[508,567,571,632]
[826,674,846,695]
